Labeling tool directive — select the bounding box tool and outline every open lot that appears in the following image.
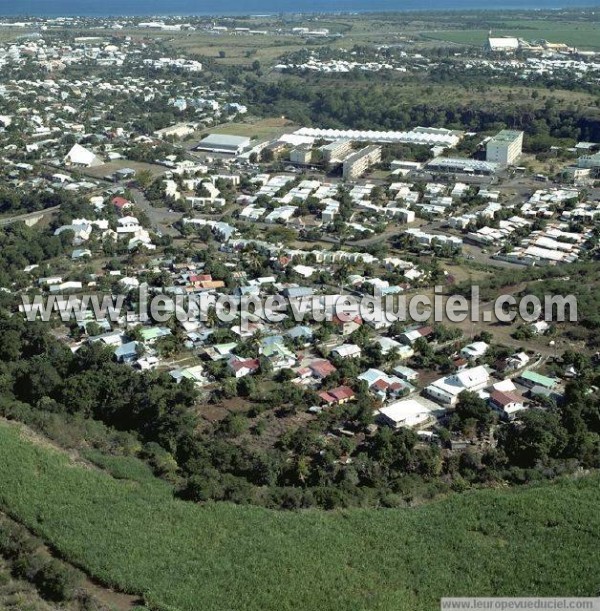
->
[80,159,168,181]
[208,116,299,140]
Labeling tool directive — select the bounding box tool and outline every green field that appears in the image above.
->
[423,20,600,49]
[0,422,599,611]
[208,117,299,140]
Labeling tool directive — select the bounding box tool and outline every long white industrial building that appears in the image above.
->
[293,126,462,148]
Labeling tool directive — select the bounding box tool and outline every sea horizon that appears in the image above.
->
[2,0,600,18]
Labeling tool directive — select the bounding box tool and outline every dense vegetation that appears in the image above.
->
[0,421,598,611]
[245,79,600,145]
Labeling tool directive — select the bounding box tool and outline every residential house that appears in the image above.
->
[358,368,411,401]
[203,342,237,361]
[489,390,526,420]
[530,320,550,335]
[309,359,337,379]
[285,325,313,346]
[377,399,435,429]
[112,196,133,213]
[332,314,362,336]
[506,352,531,371]
[318,385,355,406]
[114,341,140,364]
[460,341,489,360]
[260,340,297,370]
[170,365,208,387]
[393,365,419,383]
[398,326,433,346]
[518,370,557,390]
[331,344,362,359]
[425,365,491,407]
[228,356,260,378]
[139,326,172,344]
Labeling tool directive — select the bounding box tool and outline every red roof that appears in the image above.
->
[418,326,434,337]
[319,385,355,404]
[309,360,337,378]
[230,358,260,373]
[189,274,213,283]
[112,196,131,208]
[490,390,522,407]
[372,379,389,391]
[330,385,355,401]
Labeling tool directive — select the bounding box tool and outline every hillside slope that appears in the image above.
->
[0,422,598,611]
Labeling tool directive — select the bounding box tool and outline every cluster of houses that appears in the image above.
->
[274,41,599,81]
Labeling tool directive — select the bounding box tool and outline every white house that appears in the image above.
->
[489,390,526,420]
[530,320,550,335]
[331,344,362,359]
[377,399,435,429]
[425,365,490,407]
[460,341,489,360]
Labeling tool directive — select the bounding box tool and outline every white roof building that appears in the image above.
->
[64,143,103,167]
[486,37,520,52]
[377,399,435,429]
[460,341,489,360]
[426,365,490,407]
[331,344,362,359]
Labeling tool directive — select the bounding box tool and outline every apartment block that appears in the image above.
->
[486,130,524,165]
[342,145,382,180]
[321,139,353,163]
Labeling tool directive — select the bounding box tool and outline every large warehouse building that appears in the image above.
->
[427,157,499,176]
[195,134,251,155]
[294,126,462,148]
[485,37,520,53]
[486,130,524,165]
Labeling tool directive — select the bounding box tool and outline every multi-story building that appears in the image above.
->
[321,139,353,163]
[289,144,313,164]
[342,145,382,180]
[486,130,524,165]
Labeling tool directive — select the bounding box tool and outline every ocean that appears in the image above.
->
[3,0,600,17]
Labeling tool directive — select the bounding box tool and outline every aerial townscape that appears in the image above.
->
[0,6,599,611]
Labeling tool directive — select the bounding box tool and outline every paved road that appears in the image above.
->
[0,206,60,227]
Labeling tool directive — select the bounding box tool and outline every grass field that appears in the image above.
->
[170,33,315,65]
[80,160,168,181]
[0,421,599,611]
[208,116,298,140]
[422,20,600,50]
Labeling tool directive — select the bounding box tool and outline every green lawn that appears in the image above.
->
[0,422,599,611]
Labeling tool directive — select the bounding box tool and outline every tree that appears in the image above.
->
[260,147,274,163]
[218,413,248,437]
[0,329,21,361]
[455,391,494,434]
[135,169,153,189]
[498,410,568,467]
